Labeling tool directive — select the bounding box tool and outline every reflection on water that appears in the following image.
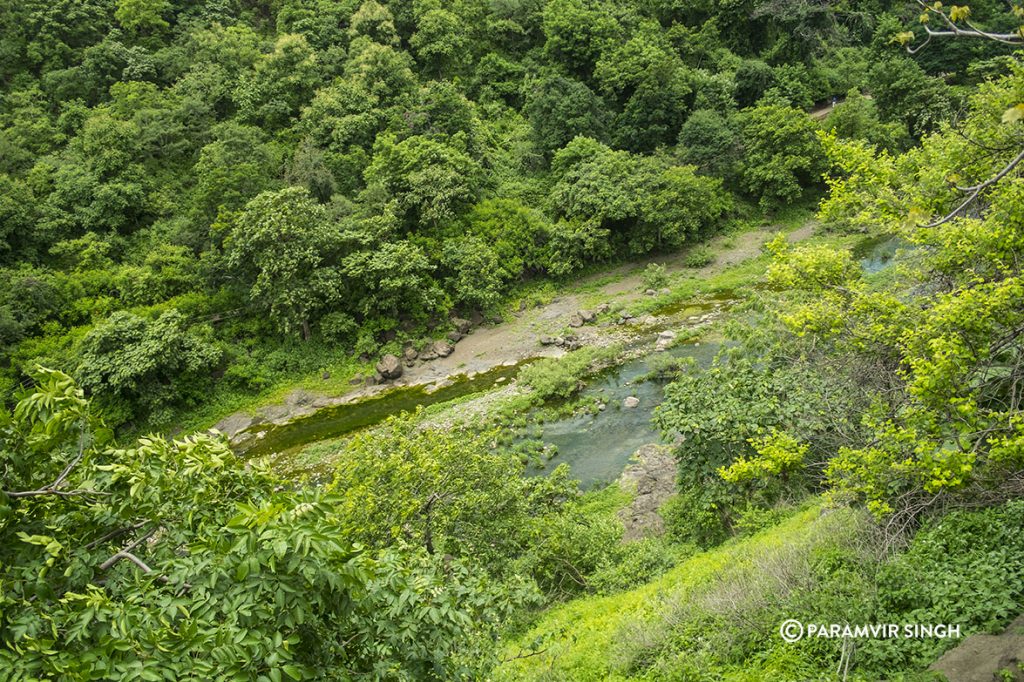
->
[855,235,905,274]
[529,342,720,488]
[239,360,535,459]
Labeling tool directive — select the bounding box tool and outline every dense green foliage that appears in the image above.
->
[0,0,980,430]
[5,0,1024,679]
[501,501,1024,680]
[0,370,635,679]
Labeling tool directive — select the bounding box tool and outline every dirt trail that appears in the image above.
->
[214,225,815,439]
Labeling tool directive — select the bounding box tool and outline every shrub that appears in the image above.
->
[518,344,622,403]
[589,537,686,594]
[684,246,714,268]
[641,263,668,289]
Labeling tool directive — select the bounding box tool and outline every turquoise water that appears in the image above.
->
[528,342,721,488]
[856,235,905,274]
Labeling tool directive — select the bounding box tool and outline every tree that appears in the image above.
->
[677,109,740,178]
[234,34,320,130]
[348,0,400,45]
[192,122,281,228]
[326,411,594,593]
[410,8,469,77]
[35,113,151,244]
[341,238,440,321]
[593,30,693,151]
[522,71,607,156]
[867,57,953,139]
[739,103,826,208]
[0,369,528,680]
[825,89,910,152]
[76,310,221,427]
[361,134,484,230]
[225,188,344,340]
[115,0,170,35]
[463,198,550,280]
[636,164,732,253]
[541,0,621,77]
[343,36,417,107]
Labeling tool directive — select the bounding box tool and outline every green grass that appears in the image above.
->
[495,503,843,681]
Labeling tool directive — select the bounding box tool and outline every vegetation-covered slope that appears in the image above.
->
[0,0,1001,431]
[3,0,1024,680]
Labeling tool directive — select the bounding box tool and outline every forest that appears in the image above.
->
[1,0,1023,679]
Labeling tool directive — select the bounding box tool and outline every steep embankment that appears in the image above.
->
[496,505,864,681]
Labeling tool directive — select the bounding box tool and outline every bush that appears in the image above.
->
[589,537,687,594]
[661,488,730,548]
[518,344,622,403]
[859,501,1024,673]
[641,263,668,289]
[684,246,714,268]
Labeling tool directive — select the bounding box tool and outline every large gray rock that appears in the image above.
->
[433,340,454,357]
[568,313,584,328]
[452,317,472,334]
[403,347,418,362]
[617,444,677,542]
[375,354,403,380]
[578,309,596,323]
[624,396,640,408]
[930,613,1024,682]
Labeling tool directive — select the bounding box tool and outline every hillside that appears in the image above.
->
[3,0,1024,680]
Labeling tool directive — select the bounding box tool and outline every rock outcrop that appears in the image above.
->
[930,613,1024,682]
[617,444,677,542]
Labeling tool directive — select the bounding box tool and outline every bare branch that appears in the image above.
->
[84,522,147,550]
[99,528,156,571]
[906,1,1023,53]
[4,423,95,499]
[922,146,1024,228]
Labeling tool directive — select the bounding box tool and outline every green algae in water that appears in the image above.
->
[239,360,536,460]
[527,341,721,489]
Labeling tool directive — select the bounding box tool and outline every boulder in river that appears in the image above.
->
[453,317,472,334]
[624,396,640,408]
[375,354,403,381]
[447,330,463,343]
[403,347,418,362]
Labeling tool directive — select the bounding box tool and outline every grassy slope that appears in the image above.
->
[496,504,847,681]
